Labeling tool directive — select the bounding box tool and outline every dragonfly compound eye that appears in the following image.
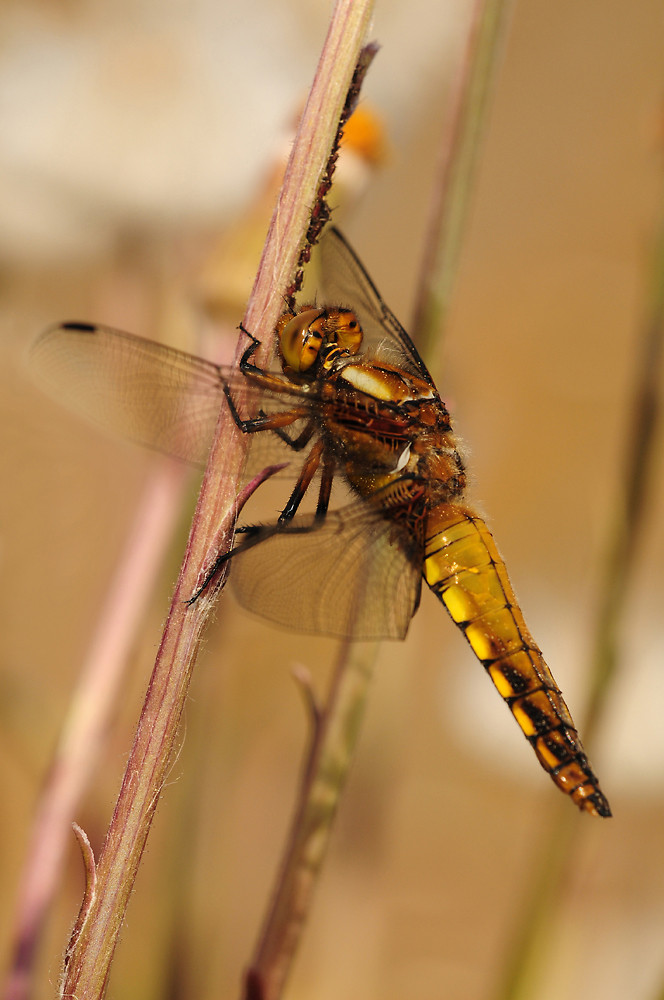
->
[278,308,326,373]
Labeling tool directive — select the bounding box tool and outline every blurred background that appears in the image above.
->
[1,1,663,998]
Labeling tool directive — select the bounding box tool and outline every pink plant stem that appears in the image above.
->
[4,459,188,1000]
[59,2,374,997]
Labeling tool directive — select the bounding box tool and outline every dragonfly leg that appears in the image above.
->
[237,323,261,367]
[276,443,335,525]
[187,440,328,604]
[271,421,315,451]
[315,455,335,520]
[278,439,325,522]
[186,517,293,605]
[223,381,310,435]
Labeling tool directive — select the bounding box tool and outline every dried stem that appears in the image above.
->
[58,2,374,996]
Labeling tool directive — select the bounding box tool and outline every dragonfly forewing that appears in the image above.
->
[30,321,311,474]
[31,322,229,465]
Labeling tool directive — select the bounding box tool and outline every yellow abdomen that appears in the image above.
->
[423,504,610,817]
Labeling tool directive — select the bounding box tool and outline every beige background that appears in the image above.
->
[1,1,663,998]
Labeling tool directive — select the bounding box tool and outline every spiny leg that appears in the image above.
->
[187,439,328,604]
[315,454,335,520]
[278,439,325,522]
[223,381,310,436]
[271,420,316,451]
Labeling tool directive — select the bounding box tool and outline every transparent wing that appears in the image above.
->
[230,503,423,640]
[317,228,433,383]
[31,322,229,465]
[30,322,310,472]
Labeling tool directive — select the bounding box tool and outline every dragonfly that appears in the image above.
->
[31,227,611,818]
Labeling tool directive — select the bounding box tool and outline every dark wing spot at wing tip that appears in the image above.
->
[62,321,97,333]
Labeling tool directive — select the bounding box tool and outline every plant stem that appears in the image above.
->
[584,208,664,737]
[4,460,187,1000]
[244,640,379,1000]
[413,0,511,354]
[58,2,374,995]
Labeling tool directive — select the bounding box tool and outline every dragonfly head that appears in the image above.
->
[277,306,364,375]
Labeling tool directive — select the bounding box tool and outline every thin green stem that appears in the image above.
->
[412,0,511,353]
[585,210,664,737]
